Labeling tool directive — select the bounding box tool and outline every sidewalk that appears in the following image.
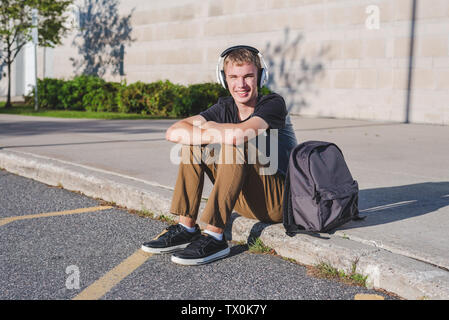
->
[1,113,449,300]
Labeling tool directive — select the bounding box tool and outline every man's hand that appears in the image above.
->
[165,115,207,145]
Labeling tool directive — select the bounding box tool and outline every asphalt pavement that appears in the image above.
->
[0,113,448,300]
[0,170,395,301]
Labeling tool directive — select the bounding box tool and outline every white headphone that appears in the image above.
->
[216,45,269,89]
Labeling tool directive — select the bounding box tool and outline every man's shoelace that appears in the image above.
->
[187,234,213,249]
[166,224,184,234]
[156,224,183,239]
[186,234,225,250]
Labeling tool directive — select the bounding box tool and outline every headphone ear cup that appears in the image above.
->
[259,68,267,88]
[220,70,227,89]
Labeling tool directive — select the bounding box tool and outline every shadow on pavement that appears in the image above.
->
[0,119,172,137]
[348,181,449,228]
[225,182,449,241]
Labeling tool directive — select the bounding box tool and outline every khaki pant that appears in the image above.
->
[170,144,285,229]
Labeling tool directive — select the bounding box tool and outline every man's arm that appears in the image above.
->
[165,115,208,145]
[201,116,268,145]
[165,115,269,145]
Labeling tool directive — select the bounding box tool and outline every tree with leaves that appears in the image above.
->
[0,0,72,108]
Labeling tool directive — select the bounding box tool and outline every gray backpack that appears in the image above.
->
[282,141,362,236]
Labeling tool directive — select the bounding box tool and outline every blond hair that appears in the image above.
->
[223,48,261,73]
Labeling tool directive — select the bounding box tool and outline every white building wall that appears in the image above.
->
[1,0,448,125]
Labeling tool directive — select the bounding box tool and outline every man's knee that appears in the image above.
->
[179,144,202,164]
[177,143,249,173]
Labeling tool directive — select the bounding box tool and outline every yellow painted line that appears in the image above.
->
[73,250,153,300]
[354,293,385,300]
[0,206,113,227]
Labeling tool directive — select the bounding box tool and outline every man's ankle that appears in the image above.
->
[204,228,223,241]
[179,216,196,228]
[179,222,197,233]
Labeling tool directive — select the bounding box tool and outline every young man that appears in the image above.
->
[141,45,297,265]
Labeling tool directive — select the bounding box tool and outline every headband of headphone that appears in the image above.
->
[216,45,269,89]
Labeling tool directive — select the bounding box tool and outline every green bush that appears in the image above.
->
[181,83,228,116]
[28,76,257,117]
[36,78,65,109]
[259,86,272,96]
[83,79,121,112]
[116,81,151,114]
[116,80,188,116]
[58,75,91,110]
[145,80,184,117]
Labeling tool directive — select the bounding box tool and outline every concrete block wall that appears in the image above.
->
[2,0,448,125]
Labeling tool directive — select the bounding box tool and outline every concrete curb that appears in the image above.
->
[1,149,449,300]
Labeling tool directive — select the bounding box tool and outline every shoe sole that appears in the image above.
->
[170,247,231,266]
[140,242,190,254]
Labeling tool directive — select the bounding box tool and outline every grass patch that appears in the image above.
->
[126,207,177,225]
[248,237,276,255]
[307,262,368,287]
[131,208,154,219]
[158,214,177,225]
[0,102,178,120]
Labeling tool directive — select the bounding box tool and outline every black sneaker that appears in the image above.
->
[171,233,230,265]
[141,224,201,254]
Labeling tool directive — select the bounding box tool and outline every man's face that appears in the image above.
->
[225,61,259,107]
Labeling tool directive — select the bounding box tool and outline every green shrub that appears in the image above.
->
[259,86,272,96]
[36,78,65,109]
[144,80,183,117]
[83,79,122,112]
[116,80,188,117]
[117,81,151,114]
[28,77,275,117]
[181,83,228,116]
[58,75,89,110]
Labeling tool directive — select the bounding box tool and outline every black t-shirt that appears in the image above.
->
[200,93,297,176]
